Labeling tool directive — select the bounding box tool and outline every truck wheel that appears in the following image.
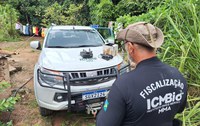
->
[39,107,53,116]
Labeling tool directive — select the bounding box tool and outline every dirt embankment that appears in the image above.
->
[0,37,95,126]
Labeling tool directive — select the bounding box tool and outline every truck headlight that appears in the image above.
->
[38,67,64,88]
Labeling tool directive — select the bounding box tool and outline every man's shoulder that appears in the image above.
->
[114,70,138,90]
[163,63,185,78]
[117,70,137,82]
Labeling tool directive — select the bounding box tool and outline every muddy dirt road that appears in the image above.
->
[0,37,95,126]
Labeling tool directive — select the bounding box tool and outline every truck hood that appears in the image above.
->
[38,47,123,71]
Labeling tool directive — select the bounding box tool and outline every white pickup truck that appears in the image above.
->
[30,25,128,116]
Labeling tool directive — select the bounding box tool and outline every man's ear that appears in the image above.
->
[127,42,134,53]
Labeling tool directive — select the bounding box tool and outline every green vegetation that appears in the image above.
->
[0,81,19,125]
[0,82,18,111]
[117,0,200,85]
[60,112,95,126]
[0,121,13,126]
[88,0,115,26]
[0,4,19,42]
[115,0,164,18]
[116,0,200,125]
[0,0,163,41]
[176,96,200,126]
[1,0,163,27]
[41,2,84,27]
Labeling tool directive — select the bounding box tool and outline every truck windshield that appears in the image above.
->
[45,29,104,48]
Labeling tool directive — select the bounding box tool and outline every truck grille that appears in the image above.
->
[67,68,116,86]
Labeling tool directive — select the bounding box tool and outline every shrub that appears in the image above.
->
[116,0,200,125]
[115,0,165,18]
[116,0,200,86]
[0,4,19,42]
[41,2,84,26]
[88,0,115,26]
[0,81,18,125]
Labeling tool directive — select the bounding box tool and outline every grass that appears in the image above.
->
[157,1,200,125]
[60,112,95,126]
[176,97,200,126]
[2,46,16,51]
[0,38,21,42]
[42,116,53,126]
[158,0,200,86]
[28,99,38,108]
[116,0,200,125]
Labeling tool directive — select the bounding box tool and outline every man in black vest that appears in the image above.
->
[96,22,187,126]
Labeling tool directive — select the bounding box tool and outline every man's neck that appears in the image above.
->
[134,53,156,64]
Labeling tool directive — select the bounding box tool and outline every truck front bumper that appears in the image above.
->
[34,64,129,111]
[34,73,115,111]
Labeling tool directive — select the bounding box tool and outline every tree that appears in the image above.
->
[111,0,120,5]
[115,0,164,18]
[5,0,49,25]
[41,2,68,26]
[65,4,84,25]
[0,4,19,41]
[42,2,84,26]
[78,0,92,25]
[88,0,115,26]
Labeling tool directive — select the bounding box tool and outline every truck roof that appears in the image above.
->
[51,25,93,30]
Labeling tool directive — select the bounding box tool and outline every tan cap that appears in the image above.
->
[116,22,164,48]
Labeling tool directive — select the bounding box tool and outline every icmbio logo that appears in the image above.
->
[146,91,184,113]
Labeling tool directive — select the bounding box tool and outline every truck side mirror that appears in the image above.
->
[30,41,41,50]
[106,39,115,45]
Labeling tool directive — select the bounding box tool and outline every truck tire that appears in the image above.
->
[39,107,53,116]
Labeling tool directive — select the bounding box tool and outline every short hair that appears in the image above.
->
[134,43,155,52]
